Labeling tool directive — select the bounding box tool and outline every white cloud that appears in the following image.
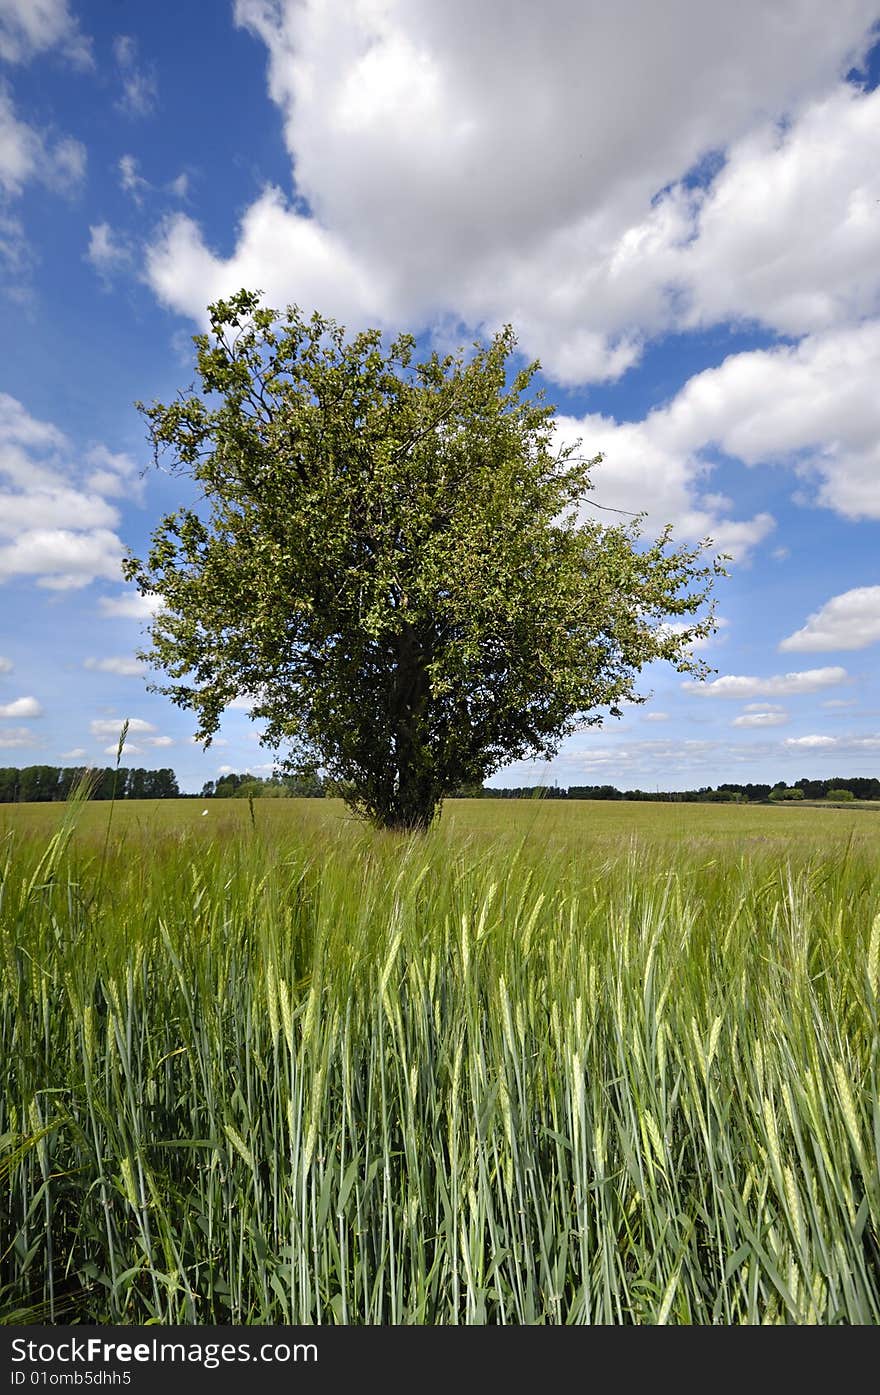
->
[0,694,41,717]
[675,83,880,338]
[0,84,40,193]
[0,0,91,66]
[118,153,149,202]
[0,725,37,748]
[84,656,146,677]
[0,391,65,451]
[144,1,878,382]
[780,586,880,652]
[0,528,124,588]
[103,741,143,756]
[685,666,848,698]
[113,34,158,117]
[732,710,789,728]
[0,395,129,590]
[98,589,163,620]
[784,735,838,747]
[136,5,880,557]
[0,209,32,295]
[84,444,143,500]
[90,717,156,739]
[61,747,86,758]
[86,222,132,278]
[146,194,383,329]
[655,616,730,651]
[143,735,174,747]
[555,408,776,559]
[168,171,188,198]
[0,655,12,673]
[0,485,117,534]
[46,134,84,189]
[642,712,669,723]
[554,319,880,553]
[0,82,86,196]
[822,698,858,709]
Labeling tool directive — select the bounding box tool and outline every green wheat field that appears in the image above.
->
[2,793,878,1324]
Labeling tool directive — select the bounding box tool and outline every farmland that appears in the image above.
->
[1,796,878,1324]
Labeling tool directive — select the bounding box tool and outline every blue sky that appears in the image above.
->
[1,0,879,793]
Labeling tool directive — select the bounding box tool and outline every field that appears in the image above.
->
[1,795,879,1324]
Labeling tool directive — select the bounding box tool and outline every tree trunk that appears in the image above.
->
[376,622,440,831]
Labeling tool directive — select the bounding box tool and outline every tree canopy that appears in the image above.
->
[126,290,723,830]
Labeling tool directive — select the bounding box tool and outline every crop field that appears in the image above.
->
[1,794,879,1324]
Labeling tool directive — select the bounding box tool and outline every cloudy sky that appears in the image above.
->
[1,0,879,793]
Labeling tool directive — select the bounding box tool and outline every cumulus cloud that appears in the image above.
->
[642,712,669,723]
[0,209,32,296]
[146,193,384,329]
[654,617,729,651]
[143,734,174,747]
[0,529,124,589]
[780,586,880,652]
[554,319,880,552]
[118,153,149,202]
[0,0,91,67]
[684,666,848,698]
[0,395,129,590]
[0,694,41,717]
[84,656,146,677]
[86,222,132,279]
[555,407,776,559]
[143,1,878,383]
[784,734,838,747]
[504,723,880,788]
[84,444,142,500]
[113,34,157,117]
[103,741,143,756]
[134,4,880,558]
[0,725,36,748]
[0,83,86,196]
[61,747,86,758]
[90,717,156,739]
[98,589,163,620]
[732,710,789,728]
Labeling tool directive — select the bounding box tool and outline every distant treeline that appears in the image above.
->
[455,778,880,802]
[202,772,325,798]
[3,766,875,805]
[201,772,880,802]
[0,766,179,802]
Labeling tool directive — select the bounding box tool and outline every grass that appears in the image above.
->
[1,795,878,1324]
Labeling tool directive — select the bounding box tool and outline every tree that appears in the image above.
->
[126,291,723,831]
[827,787,854,801]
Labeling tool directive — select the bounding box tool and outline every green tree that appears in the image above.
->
[214,773,243,798]
[127,291,723,831]
[827,787,854,801]
[0,768,19,802]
